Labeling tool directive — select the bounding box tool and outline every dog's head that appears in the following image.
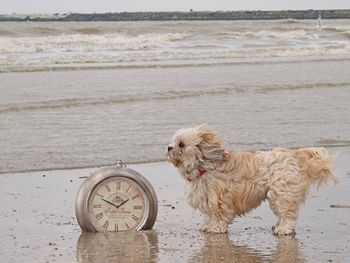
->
[167,124,226,180]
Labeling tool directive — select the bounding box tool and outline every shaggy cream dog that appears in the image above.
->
[167,124,337,235]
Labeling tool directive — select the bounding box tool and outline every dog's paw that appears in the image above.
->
[201,224,209,232]
[205,221,228,234]
[272,225,296,236]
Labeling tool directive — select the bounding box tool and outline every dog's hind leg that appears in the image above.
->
[267,188,299,235]
[266,173,309,236]
[266,157,311,236]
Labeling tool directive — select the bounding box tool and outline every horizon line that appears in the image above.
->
[1,8,350,16]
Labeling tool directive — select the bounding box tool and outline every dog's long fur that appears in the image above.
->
[167,124,337,235]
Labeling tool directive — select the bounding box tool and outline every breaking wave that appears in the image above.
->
[1,44,349,73]
[232,29,310,39]
[322,25,350,32]
[0,32,189,53]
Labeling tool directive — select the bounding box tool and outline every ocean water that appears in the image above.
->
[0,20,350,173]
[1,20,350,72]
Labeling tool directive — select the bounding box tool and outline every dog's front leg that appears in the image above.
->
[204,215,229,234]
[200,214,211,232]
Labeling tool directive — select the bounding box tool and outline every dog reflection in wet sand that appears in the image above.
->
[188,234,304,263]
[167,124,337,235]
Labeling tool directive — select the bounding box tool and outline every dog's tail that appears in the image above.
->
[295,147,338,188]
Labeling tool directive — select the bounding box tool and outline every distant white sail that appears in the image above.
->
[317,15,322,30]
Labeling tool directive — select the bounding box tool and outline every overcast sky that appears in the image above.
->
[1,0,349,14]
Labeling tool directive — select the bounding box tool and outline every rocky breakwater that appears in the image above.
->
[0,9,350,21]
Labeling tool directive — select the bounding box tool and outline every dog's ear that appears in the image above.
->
[195,124,225,161]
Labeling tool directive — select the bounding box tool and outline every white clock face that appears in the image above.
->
[88,177,147,232]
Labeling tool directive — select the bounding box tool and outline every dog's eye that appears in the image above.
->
[179,142,185,148]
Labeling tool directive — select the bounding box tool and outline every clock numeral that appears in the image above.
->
[125,222,130,229]
[104,184,111,192]
[132,194,140,200]
[133,205,142,210]
[116,181,121,190]
[93,204,102,208]
[132,214,139,221]
[103,220,110,229]
[126,185,131,193]
[95,212,103,221]
[115,224,118,231]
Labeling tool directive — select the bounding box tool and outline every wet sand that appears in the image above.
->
[1,147,349,263]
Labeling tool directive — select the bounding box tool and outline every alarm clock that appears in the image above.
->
[75,161,158,232]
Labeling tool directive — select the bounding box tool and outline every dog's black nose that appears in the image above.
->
[167,146,174,152]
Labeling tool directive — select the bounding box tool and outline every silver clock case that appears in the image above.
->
[75,166,158,232]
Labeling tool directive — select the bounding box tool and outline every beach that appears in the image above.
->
[1,19,350,262]
[1,147,349,262]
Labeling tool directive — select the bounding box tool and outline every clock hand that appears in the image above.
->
[101,198,119,209]
[116,198,129,208]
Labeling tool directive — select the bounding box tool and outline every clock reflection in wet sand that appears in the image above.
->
[88,177,147,232]
[76,231,158,263]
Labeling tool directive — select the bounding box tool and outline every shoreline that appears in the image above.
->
[0,159,167,176]
[1,144,349,175]
[1,9,350,22]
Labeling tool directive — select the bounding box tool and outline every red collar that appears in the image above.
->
[187,167,207,182]
[198,167,207,176]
